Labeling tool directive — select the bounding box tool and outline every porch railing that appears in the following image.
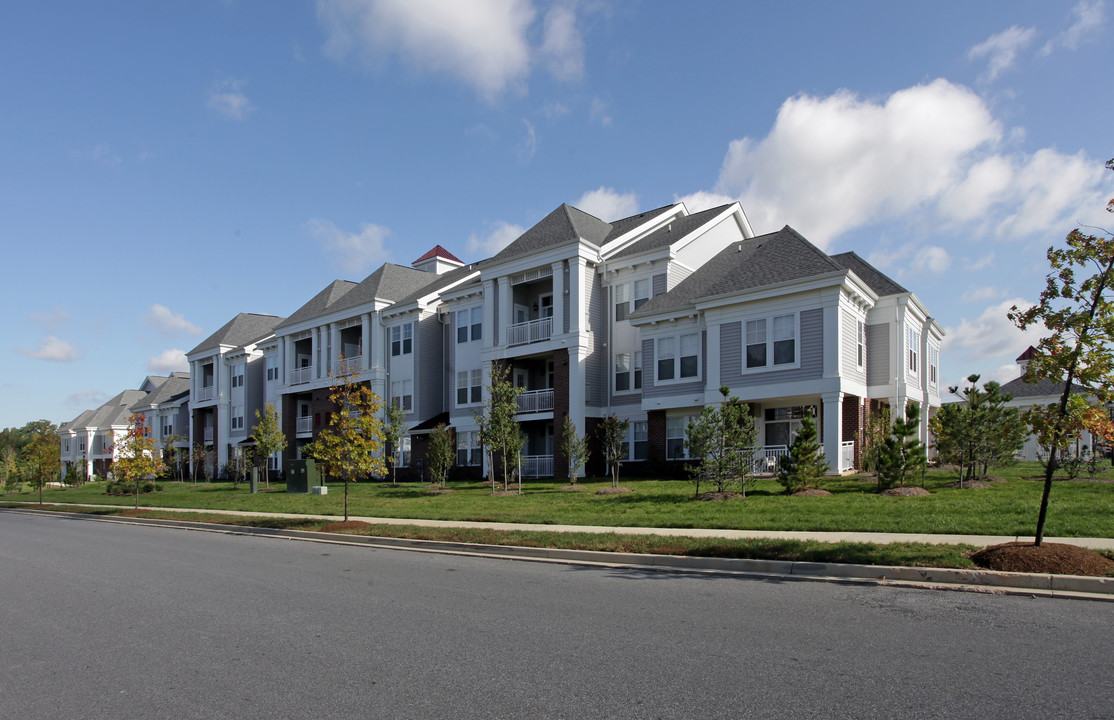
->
[289,366,313,385]
[506,317,552,346]
[296,417,313,435]
[751,445,788,474]
[840,440,855,472]
[516,389,554,413]
[520,455,553,478]
[197,385,215,402]
[335,355,362,375]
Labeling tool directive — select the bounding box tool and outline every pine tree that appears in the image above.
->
[877,401,925,491]
[557,413,590,485]
[776,412,827,494]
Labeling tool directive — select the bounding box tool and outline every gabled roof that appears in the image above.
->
[630,226,844,318]
[274,280,357,332]
[413,245,463,264]
[829,251,907,296]
[490,204,613,263]
[384,264,480,311]
[189,313,285,355]
[130,376,190,411]
[600,204,678,246]
[1000,375,1077,399]
[609,204,731,260]
[59,408,96,433]
[81,389,149,429]
[1016,346,1038,362]
[325,264,442,317]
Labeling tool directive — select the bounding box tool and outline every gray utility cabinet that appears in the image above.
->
[286,459,322,493]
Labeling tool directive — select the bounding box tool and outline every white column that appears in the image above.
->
[705,323,721,396]
[822,391,843,475]
[824,304,840,379]
[312,327,321,379]
[497,277,512,346]
[569,258,585,335]
[330,322,340,372]
[361,313,372,370]
[551,261,565,336]
[482,280,496,349]
[568,347,586,435]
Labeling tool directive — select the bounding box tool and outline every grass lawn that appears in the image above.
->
[5,462,1112,538]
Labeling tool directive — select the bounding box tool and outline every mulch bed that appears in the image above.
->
[970,542,1114,577]
[944,480,992,489]
[792,488,832,497]
[880,486,932,497]
[559,484,589,491]
[694,491,743,501]
[425,488,454,495]
[321,520,372,532]
[595,486,632,495]
[491,490,521,496]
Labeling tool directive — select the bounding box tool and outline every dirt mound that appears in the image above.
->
[694,491,743,501]
[971,542,1114,577]
[491,490,521,496]
[944,480,991,489]
[880,486,931,497]
[595,486,632,495]
[792,488,832,497]
[425,488,454,495]
[321,520,371,533]
[558,484,589,491]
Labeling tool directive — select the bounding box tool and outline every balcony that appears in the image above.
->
[516,389,554,414]
[289,366,313,385]
[506,317,552,346]
[519,455,553,478]
[296,417,313,435]
[335,355,362,375]
[197,385,215,402]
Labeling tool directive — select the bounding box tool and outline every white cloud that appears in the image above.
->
[66,390,108,407]
[207,77,253,120]
[961,286,1005,303]
[539,3,584,81]
[541,101,570,120]
[590,96,612,126]
[967,25,1036,82]
[467,221,525,258]
[142,304,201,338]
[305,218,391,275]
[317,0,536,102]
[990,148,1109,239]
[1042,0,1106,54]
[965,252,996,272]
[944,298,1044,362]
[575,187,638,221]
[147,349,188,374]
[17,336,80,362]
[518,119,537,161]
[674,190,737,214]
[30,307,69,331]
[912,245,951,274]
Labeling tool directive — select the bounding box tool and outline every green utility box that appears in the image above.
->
[286,459,322,493]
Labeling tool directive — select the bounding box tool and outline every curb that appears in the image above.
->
[7,507,1112,602]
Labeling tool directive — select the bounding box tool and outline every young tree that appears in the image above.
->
[776,412,827,494]
[251,403,286,489]
[428,424,454,490]
[162,432,188,483]
[557,414,590,485]
[24,423,60,505]
[383,399,407,485]
[1008,159,1114,545]
[113,413,166,509]
[190,442,211,485]
[876,401,926,491]
[685,386,757,497]
[599,414,629,488]
[473,362,524,493]
[304,366,386,521]
[860,405,892,477]
[931,376,1025,486]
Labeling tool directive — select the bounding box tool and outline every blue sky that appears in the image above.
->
[3,0,1112,429]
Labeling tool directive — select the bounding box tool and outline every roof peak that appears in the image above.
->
[413,244,463,264]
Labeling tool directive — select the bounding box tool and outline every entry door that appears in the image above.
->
[514,368,529,390]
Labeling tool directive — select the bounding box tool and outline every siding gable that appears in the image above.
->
[866,323,889,386]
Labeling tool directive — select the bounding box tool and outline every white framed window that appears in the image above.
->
[666,415,696,460]
[392,380,413,411]
[764,406,815,447]
[456,307,482,343]
[396,437,411,467]
[614,284,629,322]
[162,421,173,437]
[471,307,482,341]
[633,279,650,310]
[633,421,648,461]
[79,439,86,452]
[456,369,482,406]
[231,406,244,430]
[615,353,631,392]
[268,452,279,471]
[231,363,244,388]
[457,430,482,466]
[745,313,797,371]
[929,346,939,386]
[657,337,676,381]
[63,439,70,453]
[856,321,865,369]
[391,323,413,356]
[908,327,920,375]
[656,333,700,383]
[634,351,642,389]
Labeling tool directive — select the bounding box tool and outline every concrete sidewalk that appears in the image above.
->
[16,501,1114,551]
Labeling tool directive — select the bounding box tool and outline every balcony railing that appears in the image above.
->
[516,389,554,414]
[335,355,362,375]
[296,417,313,435]
[289,366,313,385]
[751,445,788,474]
[506,317,552,346]
[840,440,855,472]
[197,385,215,402]
[520,455,553,478]
[203,427,214,443]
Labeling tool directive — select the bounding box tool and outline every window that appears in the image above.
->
[456,307,483,343]
[457,430,482,466]
[391,323,413,356]
[656,334,699,383]
[471,307,482,341]
[746,314,796,370]
[657,337,675,381]
[266,357,278,382]
[857,321,865,369]
[457,370,482,405]
[633,422,648,460]
[634,351,642,389]
[539,294,554,318]
[63,439,70,453]
[764,406,814,447]
[615,284,629,322]
[929,346,939,386]
[79,439,85,452]
[615,353,631,392]
[268,452,279,471]
[231,363,244,388]
[908,327,920,374]
[396,437,412,468]
[392,380,413,411]
[162,421,173,437]
[666,416,696,459]
[633,279,650,309]
[231,406,244,430]
[680,333,699,378]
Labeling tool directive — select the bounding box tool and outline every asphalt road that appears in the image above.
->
[1,512,1111,720]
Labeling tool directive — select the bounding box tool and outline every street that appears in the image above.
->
[1,511,1110,719]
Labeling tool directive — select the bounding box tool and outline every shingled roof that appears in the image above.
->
[189,313,285,355]
[385,263,480,311]
[490,204,613,263]
[610,204,733,260]
[630,226,844,318]
[999,375,1078,399]
[324,263,443,318]
[130,375,190,412]
[829,251,907,296]
[413,245,463,264]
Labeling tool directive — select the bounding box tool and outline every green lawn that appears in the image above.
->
[5,462,1112,538]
